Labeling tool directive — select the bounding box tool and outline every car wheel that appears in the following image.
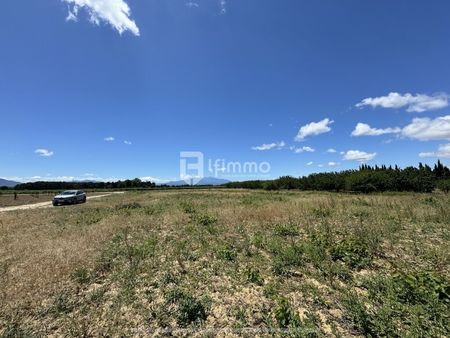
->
[82,197,87,203]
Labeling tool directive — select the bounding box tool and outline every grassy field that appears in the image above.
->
[0,192,109,208]
[0,188,208,208]
[0,189,449,337]
[0,193,55,207]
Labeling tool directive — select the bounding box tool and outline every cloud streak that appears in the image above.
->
[63,0,140,36]
[35,149,54,157]
[186,2,199,8]
[291,146,315,153]
[351,123,401,136]
[356,92,448,113]
[252,141,285,151]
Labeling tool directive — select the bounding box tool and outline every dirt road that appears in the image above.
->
[0,192,125,212]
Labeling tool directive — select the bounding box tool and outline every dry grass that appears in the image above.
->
[0,192,106,207]
[0,190,449,337]
[0,193,54,207]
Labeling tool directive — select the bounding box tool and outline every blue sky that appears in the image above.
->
[1,0,450,182]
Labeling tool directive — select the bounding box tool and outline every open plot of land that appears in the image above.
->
[0,193,55,208]
[0,190,449,337]
[0,192,111,208]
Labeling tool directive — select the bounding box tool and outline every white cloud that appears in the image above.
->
[327,148,337,153]
[356,92,449,113]
[63,0,140,36]
[351,115,450,141]
[328,162,339,167]
[419,143,450,158]
[402,115,450,141]
[104,136,115,141]
[219,0,227,14]
[291,146,315,153]
[42,176,75,181]
[343,150,376,162]
[295,118,334,141]
[351,123,401,136]
[186,2,199,8]
[302,146,315,153]
[140,176,162,182]
[252,141,285,151]
[124,140,132,145]
[66,5,79,21]
[306,161,314,166]
[35,149,54,157]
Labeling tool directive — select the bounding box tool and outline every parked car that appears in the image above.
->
[52,190,86,206]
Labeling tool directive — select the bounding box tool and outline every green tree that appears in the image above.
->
[437,179,450,193]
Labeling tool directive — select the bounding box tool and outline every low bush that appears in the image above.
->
[165,289,208,326]
[273,223,299,237]
[330,238,372,269]
[344,271,450,337]
[246,268,264,286]
[392,271,450,305]
[71,267,91,284]
[275,297,302,328]
[275,297,319,336]
[217,244,237,262]
[194,214,217,227]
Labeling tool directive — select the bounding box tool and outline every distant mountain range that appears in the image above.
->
[161,177,230,186]
[0,178,20,188]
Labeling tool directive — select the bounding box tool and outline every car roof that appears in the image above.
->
[63,190,80,193]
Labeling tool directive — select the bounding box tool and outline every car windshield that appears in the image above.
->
[60,191,76,195]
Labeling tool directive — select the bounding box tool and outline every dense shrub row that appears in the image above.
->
[226,161,450,193]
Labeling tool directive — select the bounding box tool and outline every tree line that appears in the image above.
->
[5,161,450,193]
[12,178,156,191]
[225,161,450,193]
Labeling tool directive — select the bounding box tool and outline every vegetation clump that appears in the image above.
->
[344,270,450,337]
[165,289,209,326]
[275,297,319,336]
[273,223,300,237]
[246,268,264,286]
[330,237,372,270]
